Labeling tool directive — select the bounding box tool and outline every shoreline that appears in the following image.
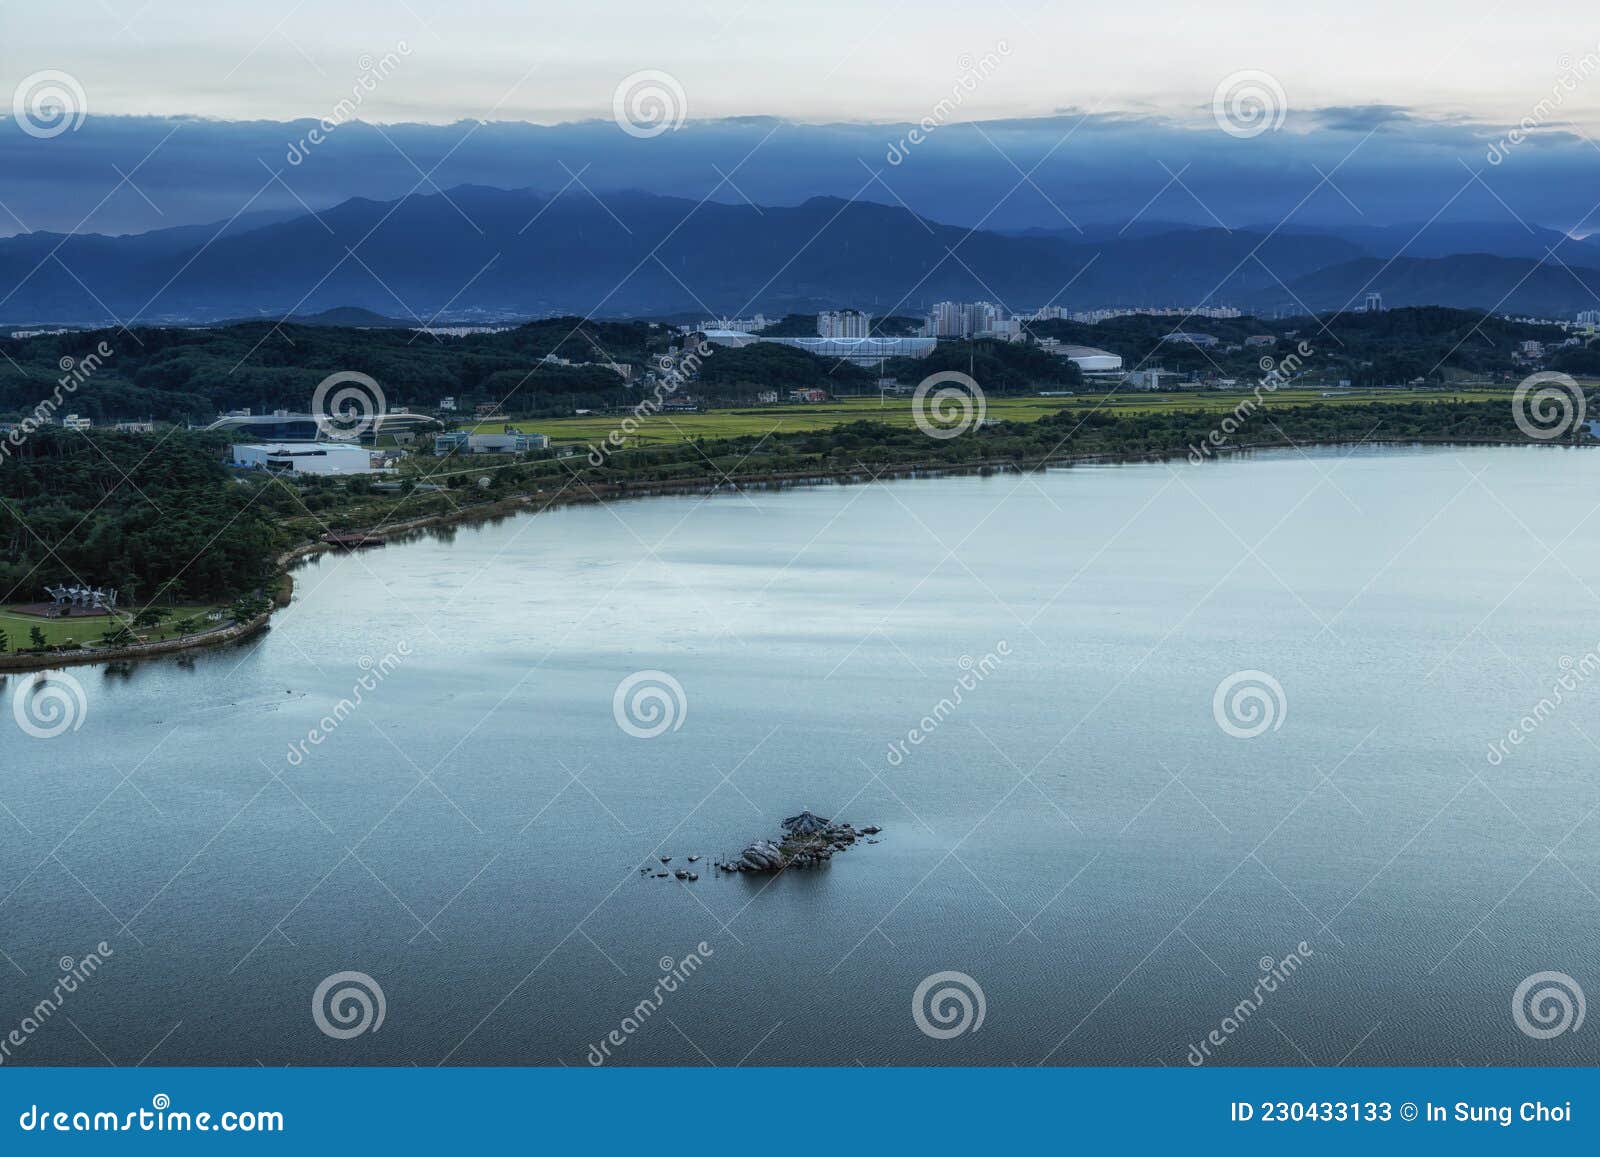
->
[0,434,1551,674]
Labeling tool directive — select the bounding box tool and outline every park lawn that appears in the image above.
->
[467,386,1517,448]
[0,605,226,651]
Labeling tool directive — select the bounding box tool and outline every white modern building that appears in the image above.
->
[1125,369,1183,390]
[205,411,442,441]
[231,443,389,475]
[696,328,762,349]
[1036,341,1124,373]
[433,431,550,455]
[764,335,937,366]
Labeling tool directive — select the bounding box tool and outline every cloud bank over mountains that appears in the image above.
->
[3,108,1597,240]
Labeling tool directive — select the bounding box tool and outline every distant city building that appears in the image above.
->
[1244,334,1277,347]
[438,396,457,411]
[694,314,771,334]
[789,388,829,403]
[818,309,873,338]
[1578,309,1600,326]
[926,301,1019,339]
[1062,306,1242,323]
[60,414,92,431]
[113,420,155,433]
[1364,291,1384,313]
[1161,331,1220,348]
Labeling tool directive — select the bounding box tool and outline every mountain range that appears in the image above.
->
[4,186,1600,326]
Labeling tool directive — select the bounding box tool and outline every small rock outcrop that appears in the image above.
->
[721,811,882,873]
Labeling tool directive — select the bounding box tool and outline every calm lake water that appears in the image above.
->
[3,444,1598,1066]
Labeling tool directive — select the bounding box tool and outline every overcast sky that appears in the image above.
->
[5,0,1600,127]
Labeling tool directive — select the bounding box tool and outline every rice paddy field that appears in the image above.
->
[469,386,1518,448]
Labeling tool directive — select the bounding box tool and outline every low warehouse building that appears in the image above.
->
[231,443,388,475]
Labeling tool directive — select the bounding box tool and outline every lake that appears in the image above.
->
[3,444,1597,1066]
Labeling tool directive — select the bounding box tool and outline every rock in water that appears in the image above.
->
[781,810,832,836]
[731,814,884,873]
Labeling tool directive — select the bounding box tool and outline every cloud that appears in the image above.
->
[2,109,1597,239]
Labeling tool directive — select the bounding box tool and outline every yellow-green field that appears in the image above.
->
[0,606,224,650]
[469,387,1516,448]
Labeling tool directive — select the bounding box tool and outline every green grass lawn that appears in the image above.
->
[0,605,226,651]
[467,387,1518,448]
